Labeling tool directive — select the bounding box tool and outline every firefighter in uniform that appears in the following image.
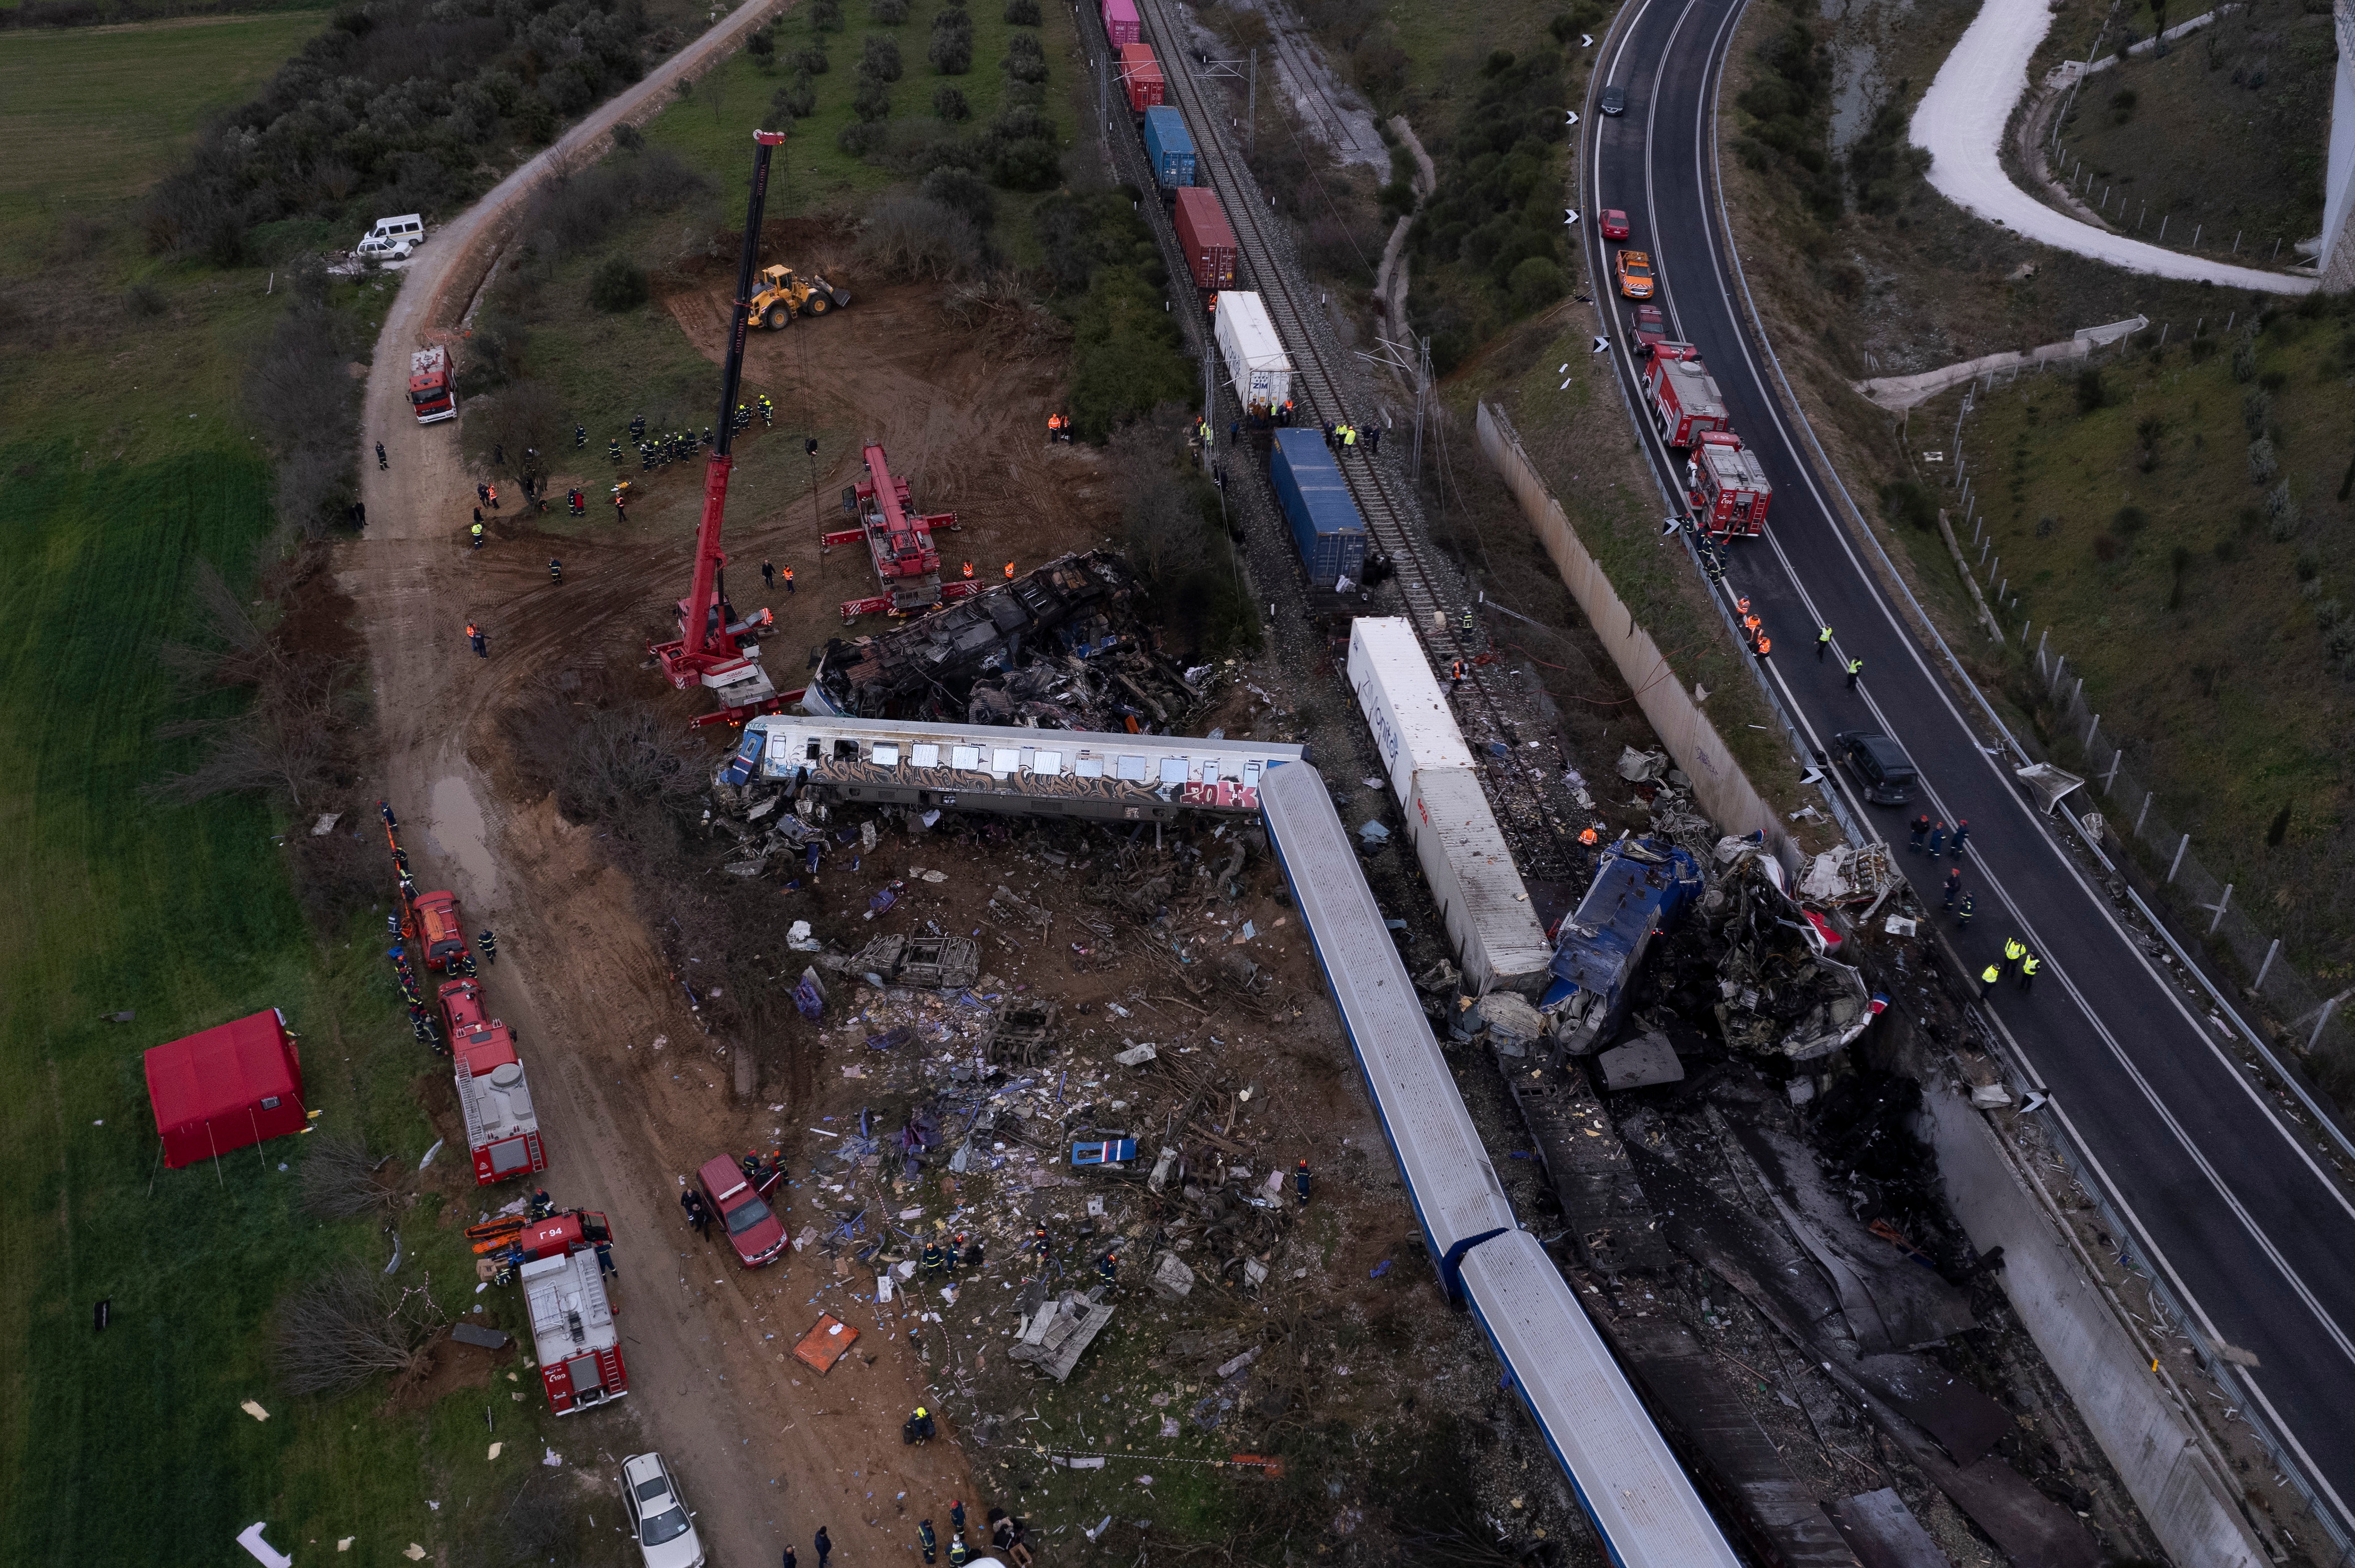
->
[574,423,586,449]
[609,436,623,464]
[921,1236,947,1276]
[550,558,563,584]
[629,413,646,441]
[759,393,775,427]
[1294,1159,1312,1205]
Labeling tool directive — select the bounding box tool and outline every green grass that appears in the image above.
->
[0,10,328,255]
[0,440,621,1561]
[644,0,1080,219]
[2050,0,2335,262]
[1909,305,2355,967]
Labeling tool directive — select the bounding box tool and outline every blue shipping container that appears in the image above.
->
[1270,428,1368,584]
[1141,106,1196,190]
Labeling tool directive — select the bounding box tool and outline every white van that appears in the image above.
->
[355,214,425,259]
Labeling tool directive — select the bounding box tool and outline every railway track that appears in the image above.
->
[1128,0,1578,877]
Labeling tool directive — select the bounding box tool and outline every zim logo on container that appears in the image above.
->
[1181,782,1259,810]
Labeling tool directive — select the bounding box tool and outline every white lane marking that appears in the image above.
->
[1627,0,2355,1379]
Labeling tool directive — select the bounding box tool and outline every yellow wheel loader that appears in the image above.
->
[748,264,851,329]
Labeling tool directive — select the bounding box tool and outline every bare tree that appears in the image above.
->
[147,665,345,810]
[275,1265,446,1395]
[465,380,569,487]
[1110,408,1202,585]
[299,1133,401,1220]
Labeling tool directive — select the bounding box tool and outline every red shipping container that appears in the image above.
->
[1101,0,1139,47]
[1172,187,1239,292]
[1118,43,1165,113]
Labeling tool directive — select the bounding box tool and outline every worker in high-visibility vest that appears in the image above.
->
[1004,561,1016,579]
[962,561,974,579]
[782,565,795,594]
[2017,953,2042,992]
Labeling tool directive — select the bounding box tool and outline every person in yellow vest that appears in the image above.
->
[2016,953,2041,992]
[1980,962,2002,999]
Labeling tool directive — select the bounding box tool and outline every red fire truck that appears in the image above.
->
[409,345,457,425]
[1687,431,1773,538]
[1642,344,1728,449]
[522,1249,626,1414]
[441,978,547,1184]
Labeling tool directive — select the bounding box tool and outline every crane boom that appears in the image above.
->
[651,128,787,724]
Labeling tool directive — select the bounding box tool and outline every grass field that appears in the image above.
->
[0,10,329,256]
[0,9,651,1561]
[2048,0,2335,263]
[1910,307,2355,969]
[0,438,623,1563]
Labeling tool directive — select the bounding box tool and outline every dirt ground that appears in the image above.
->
[344,189,1468,1567]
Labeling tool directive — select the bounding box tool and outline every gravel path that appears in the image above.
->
[1908,0,2316,296]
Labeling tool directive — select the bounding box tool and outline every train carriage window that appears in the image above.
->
[1075,755,1104,778]
[1243,763,1261,788]
[911,743,940,768]
[832,739,857,760]
[1197,759,1219,784]
[951,745,982,770]
[870,743,900,766]
[804,741,822,761]
[1018,747,1036,773]
[1034,751,1063,775]
[1116,754,1148,781]
[990,748,1021,776]
[1159,757,1188,787]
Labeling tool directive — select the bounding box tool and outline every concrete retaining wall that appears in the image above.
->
[1913,1068,2270,1567]
[1473,400,1798,868]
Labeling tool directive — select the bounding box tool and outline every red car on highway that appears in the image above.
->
[696,1154,787,1268]
[1600,208,1630,241]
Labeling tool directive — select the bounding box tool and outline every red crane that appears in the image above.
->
[822,441,973,621]
[650,129,788,727]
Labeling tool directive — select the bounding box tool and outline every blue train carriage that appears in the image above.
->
[1141,105,1197,195]
[1268,428,1369,588]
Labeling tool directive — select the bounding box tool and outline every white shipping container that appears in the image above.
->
[1405,766,1553,994]
[1348,617,1474,807]
[1213,292,1293,412]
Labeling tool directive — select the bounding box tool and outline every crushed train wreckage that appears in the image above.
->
[804,551,1208,731]
[1478,832,1885,1069]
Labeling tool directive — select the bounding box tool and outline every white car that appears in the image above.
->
[620,1452,705,1568]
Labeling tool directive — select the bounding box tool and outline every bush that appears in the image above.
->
[776,74,819,118]
[2241,385,2273,436]
[930,31,972,72]
[852,73,894,121]
[1507,256,1565,312]
[1004,0,1039,20]
[2072,366,2106,412]
[858,193,986,279]
[1877,477,1938,531]
[811,0,844,27]
[124,280,168,317]
[839,119,889,154]
[794,42,830,72]
[589,253,649,311]
[2231,338,2256,382]
[275,1264,445,1396]
[2112,503,2148,534]
[934,84,972,119]
[748,28,776,65]
[871,0,909,17]
[934,5,973,34]
[862,34,904,81]
[989,135,1061,189]
[921,166,997,230]
[2248,438,2279,486]
[2265,478,2299,537]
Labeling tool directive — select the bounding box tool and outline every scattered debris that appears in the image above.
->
[1010,1289,1116,1381]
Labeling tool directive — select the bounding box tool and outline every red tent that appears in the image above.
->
[144,1009,308,1169]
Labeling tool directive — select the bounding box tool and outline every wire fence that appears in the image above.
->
[2031,644,2355,1079]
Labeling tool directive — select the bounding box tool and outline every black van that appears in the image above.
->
[1835,731,1918,806]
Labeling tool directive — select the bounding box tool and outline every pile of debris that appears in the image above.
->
[811,551,1210,730]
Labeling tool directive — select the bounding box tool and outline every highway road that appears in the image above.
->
[1579,0,2355,1534]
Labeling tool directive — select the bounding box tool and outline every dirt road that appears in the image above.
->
[348,7,993,1563]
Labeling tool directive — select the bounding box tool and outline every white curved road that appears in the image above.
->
[1909,0,2317,296]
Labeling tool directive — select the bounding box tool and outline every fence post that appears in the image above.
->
[2169,834,2190,883]
[2136,791,2154,836]
[2210,884,2232,936]
[2087,712,2100,747]
[2073,676,2084,708]
[2103,752,2121,792]
[2051,655,2066,698]
[2311,996,2341,1054]
[2256,937,2280,990]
